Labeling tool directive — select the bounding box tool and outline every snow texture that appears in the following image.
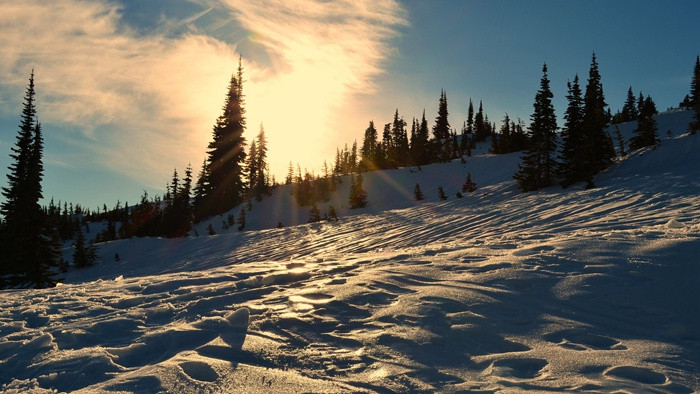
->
[1,110,698,392]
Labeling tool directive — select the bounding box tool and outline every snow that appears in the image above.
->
[1,110,699,392]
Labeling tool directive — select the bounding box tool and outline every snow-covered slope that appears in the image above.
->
[1,110,699,392]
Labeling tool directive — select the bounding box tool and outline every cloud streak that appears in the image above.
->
[0,0,406,198]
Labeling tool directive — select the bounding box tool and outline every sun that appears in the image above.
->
[246,63,346,179]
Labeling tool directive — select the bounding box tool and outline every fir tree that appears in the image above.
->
[286,161,294,184]
[433,90,450,141]
[252,124,269,200]
[392,110,409,166]
[192,159,210,221]
[581,53,615,183]
[412,111,430,165]
[360,120,379,171]
[308,203,322,223]
[621,86,638,123]
[558,75,586,187]
[348,173,368,209]
[327,205,338,221]
[514,64,558,191]
[201,58,247,217]
[246,139,257,196]
[237,207,246,231]
[0,71,61,288]
[689,55,700,134]
[438,186,447,200]
[630,96,659,150]
[466,99,474,135]
[413,183,424,201]
[613,125,627,157]
[72,222,94,269]
[474,101,488,142]
[462,173,477,193]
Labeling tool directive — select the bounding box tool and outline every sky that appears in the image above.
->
[0,0,698,211]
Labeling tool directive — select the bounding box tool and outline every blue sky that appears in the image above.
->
[0,0,698,211]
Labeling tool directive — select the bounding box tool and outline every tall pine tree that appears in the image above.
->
[0,71,61,288]
[252,124,269,200]
[360,120,379,171]
[688,55,700,134]
[558,75,586,187]
[200,58,247,217]
[433,90,450,141]
[620,86,638,123]
[514,64,558,191]
[581,53,615,183]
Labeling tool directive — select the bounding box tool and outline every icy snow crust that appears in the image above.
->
[1,110,699,392]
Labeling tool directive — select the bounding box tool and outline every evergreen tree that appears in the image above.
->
[613,125,627,157]
[413,183,424,201]
[514,64,558,191]
[251,124,269,200]
[558,75,586,187]
[308,203,322,223]
[431,91,450,161]
[200,58,247,217]
[170,164,193,237]
[630,96,659,150]
[0,71,61,288]
[437,186,447,200]
[462,173,477,193]
[433,90,450,141]
[192,159,210,221]
[459,121,469,154]
[620,86,638,123]
[360,120,379,171]
[72,222,94,269]
[246,139,257,196]
[286,162,294,184]
[327,205,338,221]
[466,99,474,135]
[380,123,393,168]
[237,208,246,231]
[474,101,488,142]
[411,111,430,165]
[348,173,368,209]
[581,53,615,183]
[392,110,409,166]
[688,55,700,134]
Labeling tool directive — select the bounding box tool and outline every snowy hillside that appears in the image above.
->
[1,110,699,392]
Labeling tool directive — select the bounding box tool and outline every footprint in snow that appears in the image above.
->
[603,365,666,384]
[179,361,219,382]
[543,329,626,351]
[489,358,548,379]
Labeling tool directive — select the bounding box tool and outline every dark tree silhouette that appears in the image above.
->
[0,71,62,288]
[558,75,586,187]
[199,58,248,218]
[689,55,700,134]
[581,53,615,184]
[514,64,558,191]
[630,96,659,150]
[413,183,424,201]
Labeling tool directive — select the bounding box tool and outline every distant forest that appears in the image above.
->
[1,54,698,289]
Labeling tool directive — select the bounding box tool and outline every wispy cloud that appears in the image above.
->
[0,0,406,191]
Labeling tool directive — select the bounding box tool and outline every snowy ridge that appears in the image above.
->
[1,110,699,392]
